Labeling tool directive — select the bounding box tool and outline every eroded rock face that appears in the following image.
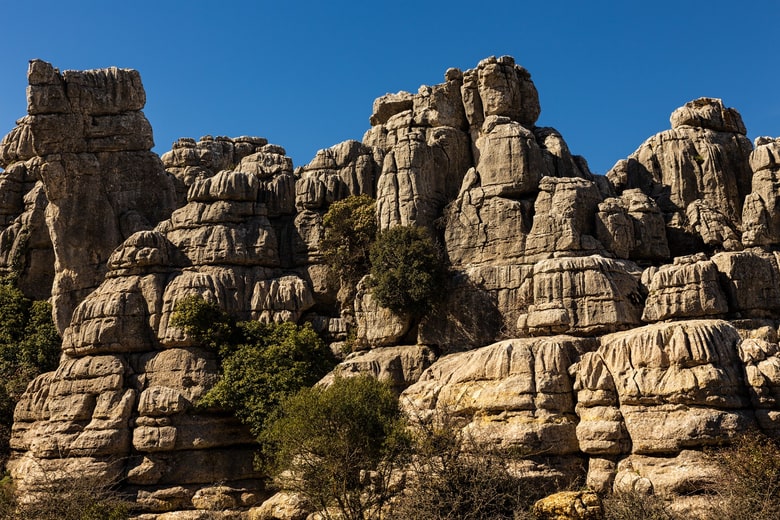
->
[9,166,319,512]
[0,60,178,331]
[402,336,589,484]
[6,56,780,517]
[606,97,752,256]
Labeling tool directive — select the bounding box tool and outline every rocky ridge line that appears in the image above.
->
[0,56,779,517]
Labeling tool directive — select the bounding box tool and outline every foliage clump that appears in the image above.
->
[262,376,408,520]
[368,226,445,316]
[320,194,377,287]
[170,295,334,437]
[0,279,61,468]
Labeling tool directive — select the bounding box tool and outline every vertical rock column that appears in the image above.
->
[0,60,177,331]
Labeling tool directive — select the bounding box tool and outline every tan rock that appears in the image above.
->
[250,491,311,520]
[615,451,718,497]
[599,320,753,454]
[354,277,411,347]
[712,250,780,317]
[524,177,604,259]
[742,137,780,247]
[670,97,746,134]
[402,336,583,455]
[641,254,728,322]
[521,256,644,336]
[369,91,414,126]
[296,140,378,210]
[0,60,178,331]
[461,55,540,130]
[532,490,603,520]
[607,98,753,255]
[473,116,544,197]
[375,125,470,230]
[595,188,669,261]
[321,345,437,392]
[586,457,616,494]
[443,169,532,267]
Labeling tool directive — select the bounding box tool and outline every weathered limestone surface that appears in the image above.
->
[9,163,317,512]
[607,97,752,256]
[402,336,589,483]
[0,60,177,331]
[518,256,644,337]
[641,254,728,322]
[5,56,780,517]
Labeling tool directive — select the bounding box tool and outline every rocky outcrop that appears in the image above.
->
[366,67,471,230]
[402,336,589,484]
[607,97,752,256]
[8,162,318,512]
[4,56,780,518]
[0,60,177,331]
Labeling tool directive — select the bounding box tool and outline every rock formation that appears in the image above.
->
[1,56,780,518]
[0,60,177,331]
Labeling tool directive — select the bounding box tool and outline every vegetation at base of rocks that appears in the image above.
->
[170,295,335,437]
[705,430,780,520]
[320,194,377,287]
[389,413,551,520]
[368,225,446,317]
[0,277,61,469]
[602,492,678,520]
[0,470,129,520]
[261,376,409,520]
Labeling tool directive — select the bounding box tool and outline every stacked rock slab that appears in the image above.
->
[607,97,752,255]
[5,56,780,517]
[0,60,178,331]
[9,165,328,513]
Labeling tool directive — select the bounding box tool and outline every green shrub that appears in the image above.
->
[171,296,334,437]
[0,281,61,469]
[168,294,237,350]
[368,226,445,316]
[262,376,409,520]
[320,194,377,286]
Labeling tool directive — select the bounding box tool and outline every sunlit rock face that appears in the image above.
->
[4,56,780,516]
[0,60,177,331]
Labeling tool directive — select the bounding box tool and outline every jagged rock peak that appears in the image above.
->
[0,59,177,331]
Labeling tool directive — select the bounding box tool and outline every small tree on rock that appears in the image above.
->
[261,376,409,520]
[320,194,377,288]
[368,225,446,317]
[170,295,334,437]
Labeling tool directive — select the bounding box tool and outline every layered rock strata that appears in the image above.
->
[2,56,780,518]
[0,60,177,331]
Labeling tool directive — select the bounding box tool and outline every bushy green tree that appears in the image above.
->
[320,194,377,286]
[170,296,334,437]
[262,376,409,520]
[368,226,445,316]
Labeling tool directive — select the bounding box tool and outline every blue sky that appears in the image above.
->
[2,0,779,175]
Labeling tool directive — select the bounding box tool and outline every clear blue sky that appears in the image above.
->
[2,0,779,175]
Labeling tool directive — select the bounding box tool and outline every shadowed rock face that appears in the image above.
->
[3,56,780,516]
